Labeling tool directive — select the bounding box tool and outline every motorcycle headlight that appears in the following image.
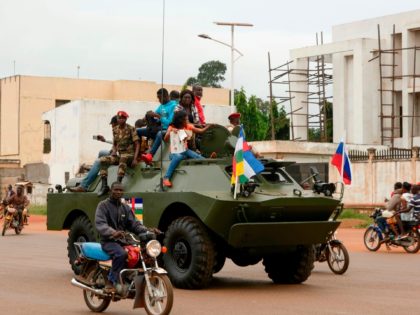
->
[146,240,161,258]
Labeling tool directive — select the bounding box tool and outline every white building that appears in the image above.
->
[42,99,230,187]
[289,9,420,148]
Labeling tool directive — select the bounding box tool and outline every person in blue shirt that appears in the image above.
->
[139,88,177,164]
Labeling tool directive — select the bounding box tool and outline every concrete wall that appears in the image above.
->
[329,152,419,207]
[0,76,20,155]
[332,10,420,41]
[250,140,412,207]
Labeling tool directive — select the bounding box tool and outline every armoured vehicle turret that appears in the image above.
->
[47,125,343,289]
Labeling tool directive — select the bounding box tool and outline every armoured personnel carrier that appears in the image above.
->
[47,125,343,289]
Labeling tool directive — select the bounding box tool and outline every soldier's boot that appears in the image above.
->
[117,175,123,183]
[97,176,110,197]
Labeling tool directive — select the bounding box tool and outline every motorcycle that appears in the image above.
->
[363,208,420,253]
[315,230,350,274]
[315,202,349,275]
[71,231,173,315]
[2,206,26,236]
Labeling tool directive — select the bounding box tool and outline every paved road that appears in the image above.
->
[1,217,420,315]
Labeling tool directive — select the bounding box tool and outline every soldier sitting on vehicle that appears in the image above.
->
[226,112,261,158]
[6,185,30,228]
[97,111,140,197]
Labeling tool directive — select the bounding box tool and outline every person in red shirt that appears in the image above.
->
[192,85,206,125]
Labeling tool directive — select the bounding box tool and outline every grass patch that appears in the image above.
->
[30,205,46,215]
[356,221,371,229]
[339,209,370,220]
[339,209,371,229]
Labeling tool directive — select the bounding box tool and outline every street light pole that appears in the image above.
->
[199,22,253,113]
[215,22,253,113]
[230,25,235,112]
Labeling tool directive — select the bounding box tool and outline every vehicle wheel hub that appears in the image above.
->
[173,240,191,269]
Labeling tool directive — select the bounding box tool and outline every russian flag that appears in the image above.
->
[331,140,352,185]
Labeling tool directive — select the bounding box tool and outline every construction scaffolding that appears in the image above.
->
[369,24,420,148]
[268,32,333,142]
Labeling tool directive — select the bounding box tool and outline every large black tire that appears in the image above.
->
[14,226,21,235]
[213,252,226,274]
[263,245,315,284]
[363,227,381,252]
[68,216,96,275]
[142,274,174,315]
[83,266,111,313]
[163,216,215,289]
[327,243,350,275]
[403,229,420,253]
[231,253,262,267]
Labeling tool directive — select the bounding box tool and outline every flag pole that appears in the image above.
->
[341,132,346,184]
[234,175,238,199]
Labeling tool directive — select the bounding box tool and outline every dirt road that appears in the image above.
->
[0,216,419,315]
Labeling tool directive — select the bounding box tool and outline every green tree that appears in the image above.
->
[324,101,333,142]
[308,101,333,142]
[185,60,227,88]
[234,89,288,141]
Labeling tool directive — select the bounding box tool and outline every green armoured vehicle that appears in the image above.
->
[47,125,343,289]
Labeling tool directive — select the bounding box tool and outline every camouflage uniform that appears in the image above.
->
[99,124,139,176]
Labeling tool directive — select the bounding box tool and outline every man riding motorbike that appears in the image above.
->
[95,181,158,293]
[6,185,29,229]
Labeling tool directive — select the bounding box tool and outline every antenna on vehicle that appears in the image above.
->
[157,0,166,192]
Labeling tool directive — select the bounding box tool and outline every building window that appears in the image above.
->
[55,99,70,107]
[43,121,51,154]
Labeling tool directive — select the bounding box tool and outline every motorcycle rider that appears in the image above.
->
[381,184,403,239]
[95,181,148,293]
[6,185,29,229]
[6,184,15,199]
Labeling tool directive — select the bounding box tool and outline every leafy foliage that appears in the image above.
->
[234,89,290,141]
[186,60,227,88]
[308,101,333,142]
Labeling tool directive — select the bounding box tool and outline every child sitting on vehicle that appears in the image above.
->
[162,110,212,188]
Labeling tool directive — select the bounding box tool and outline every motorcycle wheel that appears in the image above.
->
[327,243,350,275]
[142,274,174,315]
[363,227,381,251]
[83,266,111,313]
[403,229,420,253]
[2,221,7,236]
[14,226,21,235]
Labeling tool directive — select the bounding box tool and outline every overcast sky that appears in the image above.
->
[0,0,419,100]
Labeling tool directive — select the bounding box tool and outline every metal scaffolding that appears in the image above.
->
[268,32,333,142]
[370,24,420,148]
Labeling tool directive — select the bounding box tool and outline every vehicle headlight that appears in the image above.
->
[146,240,161,258]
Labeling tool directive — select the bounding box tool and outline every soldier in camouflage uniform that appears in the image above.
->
[98,111,140,196]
